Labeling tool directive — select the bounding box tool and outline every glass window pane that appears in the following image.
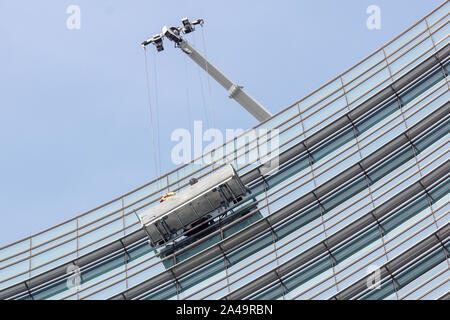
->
[78,201,122,229]
[346,67,390,104]
[299,79,342,115]
[252,282,284,300]
[385,21,427,57]
[431,20,449,46]
[342,51,385,86]
[390,38,434,80]
[427,2,449,27]
[32,220,77,247]
[0,239,30,268]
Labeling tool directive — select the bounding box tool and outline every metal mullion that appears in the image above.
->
[354,240,446,300]
[268,199,448,301]
[321,142,440,241]
[246,248,332,301]
[356,160,390,261]
[384,265,401,300]
[254,26,438,170]
[297,103,308,140]
[222,247,232,295]
[272,269,285,299]
[181,257,238,300]
[384,11,446,62]
[302,12,435,122]
[291,1,442,115]
[213,110,300,172]
[24,235,148,301]
[344,60,391,100]
[424,15,450,89]
[76,221,80,300]
[355,12,447,92]
[347,39,439,110]
[24,282,34,301]
[271,92,444,208]
[283,46,420,154]
[269,251,336,301]
[280,274,288,300]
[383,47,397,92]
[184,263,229,300]
[166,267,182,300]
[28,238,32,279]
[330,206,448,300]
[302,181,448,300]
[414,271,450,300]
[425,17,447,71]
[199,231,284,300]
[264,174,281,267]
[295,83,347,126]
[223,218,328,299]
[249,271,286,301]
[187,237,276,300]
[343,54,391,91]
[78,266,129,300]
[399,264,449,300]
[121,199,128,289]
[182,245,231,300]
[194,219,323,300]
[292,225,385,300]
[308,102,416,187]
[167,214,277,300]
[318,149,448,278]
[354,82,447,157]
[400,78,448,119]
[118,240,130,265]
[339,76,351,113]
[386,38,442,84]
[389,63,438,128]
[323,241,340,294]
[419,180,440,231]
[433,233,450,268]
[76,218,79,260]
[306,138,336,294]
[159,198,270,266]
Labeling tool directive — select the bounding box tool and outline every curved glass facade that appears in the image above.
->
[0,2,448,300]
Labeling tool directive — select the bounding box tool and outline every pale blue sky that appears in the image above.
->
[0,0,444,246]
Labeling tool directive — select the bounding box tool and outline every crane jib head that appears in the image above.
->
[141,17,204,52]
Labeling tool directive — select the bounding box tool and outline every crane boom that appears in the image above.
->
[142,18,272,122]
[178,40,271,122]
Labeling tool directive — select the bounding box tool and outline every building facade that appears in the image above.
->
[0,2,449,300]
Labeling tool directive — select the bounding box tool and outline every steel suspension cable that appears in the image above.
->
[143,47,160,180]
[151,49,162,178]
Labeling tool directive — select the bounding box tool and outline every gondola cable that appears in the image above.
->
[151,49,162,178]
[143,47,160,180]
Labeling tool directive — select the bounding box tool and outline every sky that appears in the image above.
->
[0,0,444,246]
